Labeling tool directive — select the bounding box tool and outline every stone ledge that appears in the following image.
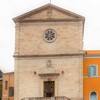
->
[13,53,84,58]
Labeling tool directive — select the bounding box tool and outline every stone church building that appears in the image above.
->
[13,4,85,100]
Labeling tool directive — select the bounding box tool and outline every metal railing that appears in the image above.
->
[22,96,71,100]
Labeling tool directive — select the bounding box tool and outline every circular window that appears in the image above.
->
[44,29,56,43]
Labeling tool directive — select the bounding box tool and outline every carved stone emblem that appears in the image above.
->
[46,60,52,67]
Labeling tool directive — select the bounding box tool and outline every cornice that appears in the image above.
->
[13,53,84,58]
[3,72,14,74]
[19,18,84,23]
[39,73,60,77]
[84,54,100,58]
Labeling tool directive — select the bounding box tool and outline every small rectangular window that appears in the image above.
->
[5,81,8,90]
[9,87,14,97]
[88,65,97,77]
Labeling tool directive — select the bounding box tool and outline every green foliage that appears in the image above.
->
[0,82,2,98]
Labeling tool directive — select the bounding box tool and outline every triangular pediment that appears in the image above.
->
[13,4,85,22]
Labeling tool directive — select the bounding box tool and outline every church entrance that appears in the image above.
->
[44,81,55,97]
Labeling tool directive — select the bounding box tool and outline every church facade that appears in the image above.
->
[13,4,85,100]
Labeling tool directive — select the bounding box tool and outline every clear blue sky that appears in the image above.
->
[0,0,100,72]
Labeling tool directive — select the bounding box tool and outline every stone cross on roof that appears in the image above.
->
[50,0,51,3]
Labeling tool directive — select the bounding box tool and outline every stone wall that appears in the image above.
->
[15,55,83,100]
[15,21,83,55]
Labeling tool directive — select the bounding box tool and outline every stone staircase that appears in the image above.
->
[22,96,71,100]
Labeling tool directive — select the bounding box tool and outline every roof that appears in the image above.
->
[13,3,85,22]
[85,50,100,55]
[3,72,14,74]
[84,50,100,58]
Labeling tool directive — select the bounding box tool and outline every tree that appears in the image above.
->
[0,82,2,100]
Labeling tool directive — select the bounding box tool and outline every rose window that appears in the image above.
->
[44,29,56,43]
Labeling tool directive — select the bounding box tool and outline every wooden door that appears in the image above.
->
[44,81,55,97]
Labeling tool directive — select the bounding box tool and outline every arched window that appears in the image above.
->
[90,92,97,100]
